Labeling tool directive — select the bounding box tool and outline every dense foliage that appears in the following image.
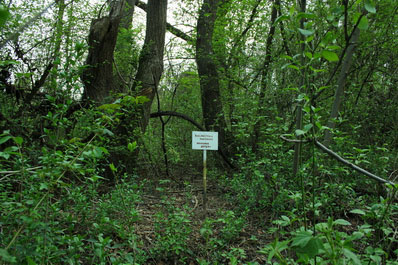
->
[1,0,397,264]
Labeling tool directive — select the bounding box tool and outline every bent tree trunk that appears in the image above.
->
[133,0,167,132]
[196,0,231,163]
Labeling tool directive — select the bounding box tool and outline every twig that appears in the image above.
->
[0,166,42,175]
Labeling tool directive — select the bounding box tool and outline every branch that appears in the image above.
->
[135,0,194,43]
[150,111,205,131]
[24,61,54,104]
[280,135,396,186]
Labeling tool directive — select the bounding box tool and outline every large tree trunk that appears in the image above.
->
[133,0,167,132]
[81,1,125,103]
[196,0,230,161]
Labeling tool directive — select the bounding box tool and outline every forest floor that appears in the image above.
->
[130,171,273,264]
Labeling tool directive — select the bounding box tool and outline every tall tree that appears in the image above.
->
[196,0,230,159]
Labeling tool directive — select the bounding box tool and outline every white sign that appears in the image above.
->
[192,131,218,150]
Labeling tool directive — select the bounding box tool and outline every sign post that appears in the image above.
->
[192,131,218,213]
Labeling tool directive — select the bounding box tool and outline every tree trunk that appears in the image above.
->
[133,0,167,132]
[323,27,360,146]
[252,0,278,153]
[196,0,230,160]
[81,1,125,103]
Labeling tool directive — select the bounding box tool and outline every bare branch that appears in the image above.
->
[135,0,194,43]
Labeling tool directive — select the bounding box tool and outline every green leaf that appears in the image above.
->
[327,45,341,50]
[0,135,12,145]
[289,6,295,16]
[292,231,313,247]
[298,28,314,36]
[306,35,314,43]
[0,6,10,28]
[102,128,114,136]
[281,55,293,60]
[304,52,313,59]
[295,129,306,136]
[13,136,23,145]
[295,237,324,259]
[322,50,339,62]
[304,124,313,132]
[358,16,369,30]
[365,0,376,13]
[287,64,300,71]
[274,15,289,24]
[128,142,137,152]
[350,209,366,215]
[109,163,117,172]
[93,147,103,158]
[98,104,122,110]
[0,60,18,67]
[136,96,149,104]
[26,256,38,265]
[350,231,364,240]
[333,219,351,226]
[342,248,362,265]
[0,151,10,159]
[39,183,48,191]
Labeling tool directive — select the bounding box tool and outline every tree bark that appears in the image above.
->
[81,1,125,103]
[133,0,167,132]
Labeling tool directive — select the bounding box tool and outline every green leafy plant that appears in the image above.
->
[152,199,192,263]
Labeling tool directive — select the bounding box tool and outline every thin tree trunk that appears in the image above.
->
[50,0,65,92]
[293,0,306,177]
[324,27,360,146]
[252,0,278,153]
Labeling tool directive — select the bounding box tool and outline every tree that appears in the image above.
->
[196,0,232,162]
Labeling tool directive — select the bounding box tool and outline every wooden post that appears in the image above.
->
[203,150,207,213]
